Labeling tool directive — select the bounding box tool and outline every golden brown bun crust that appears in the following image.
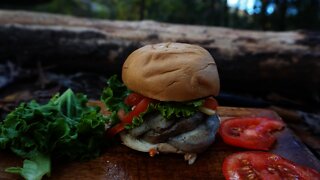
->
[122,42,220,101]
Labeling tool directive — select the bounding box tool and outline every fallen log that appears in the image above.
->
[0,10,319,104]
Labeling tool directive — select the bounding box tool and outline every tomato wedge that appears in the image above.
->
[223,151,320,180]
[124,93,144,106]
[203,97,218,110]
[121,98,151,124]
[219,117,284,150]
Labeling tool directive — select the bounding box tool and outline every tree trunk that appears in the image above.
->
[0,10,319,103]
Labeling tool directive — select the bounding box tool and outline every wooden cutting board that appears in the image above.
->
[1,107,319,180]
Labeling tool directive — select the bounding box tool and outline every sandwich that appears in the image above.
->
[102,42,220,164]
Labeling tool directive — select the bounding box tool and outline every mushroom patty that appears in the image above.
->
[126,112,220,153]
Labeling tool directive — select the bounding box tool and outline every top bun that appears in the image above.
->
[122,42,220,102]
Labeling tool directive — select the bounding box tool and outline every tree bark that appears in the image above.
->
[0,10,319,103]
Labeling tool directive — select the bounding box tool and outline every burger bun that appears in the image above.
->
[122,42,220,101]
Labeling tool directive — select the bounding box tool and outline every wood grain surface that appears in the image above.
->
[1,107,319,180]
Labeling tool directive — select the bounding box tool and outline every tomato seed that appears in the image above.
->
[247,173,256,180]
[231,127,241,131]
[288,173,299,179]
[230,127,241,136]
[267,167,276,173]
[241,166,251,171]
[267,155,279,161]
[241,159,250,165]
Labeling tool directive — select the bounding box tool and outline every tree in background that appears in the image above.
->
[0,0,319,31]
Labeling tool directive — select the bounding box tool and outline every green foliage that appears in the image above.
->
[5,153,50,180]
[20,0,318,31]
[0,89,108,180]
[2,0,318,31]
[1,0,317,30]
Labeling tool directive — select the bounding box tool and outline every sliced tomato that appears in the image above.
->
[121,98,151,124]
[203,97,218,110]
[124,93,144,106]
[107,97,151,137]
[219,117,284,150]
[223,151,320,180]
[106,123,126,138]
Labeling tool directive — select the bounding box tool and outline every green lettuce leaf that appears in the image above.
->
[0,88,108,180]
[101,76,204,129]
[151,100,204,120]
[101,75,131,113]
[101,75,131,126]
[5,152,50,180]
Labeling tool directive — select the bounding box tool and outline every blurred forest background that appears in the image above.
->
[0,0,319,31]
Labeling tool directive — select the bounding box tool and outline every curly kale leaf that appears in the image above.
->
[0,89,108,180]
[101,75,131,113]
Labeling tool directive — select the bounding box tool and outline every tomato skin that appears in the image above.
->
[122,98,151,124]
[219,117,284,150]
[124,93,144,106]
[203,97,218,110]
[107,97,151,137]
[222,151,320,180]
[106,123,126,138]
